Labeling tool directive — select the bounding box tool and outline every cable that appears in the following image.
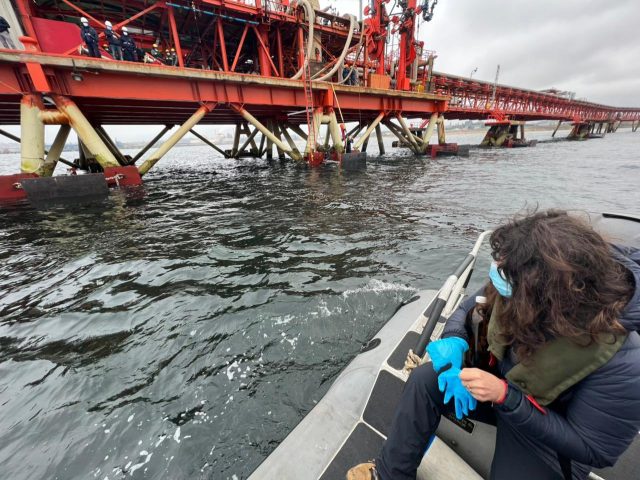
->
[290,0,315,80]
[312,14,358,81]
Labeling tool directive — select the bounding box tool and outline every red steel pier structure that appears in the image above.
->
[0,0,639,200]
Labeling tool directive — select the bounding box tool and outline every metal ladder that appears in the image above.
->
[302,60,316,161]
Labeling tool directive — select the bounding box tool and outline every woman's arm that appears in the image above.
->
[495,363,640,468]
[440,285,486,342]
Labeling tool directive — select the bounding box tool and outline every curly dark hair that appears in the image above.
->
[488,209,634,360]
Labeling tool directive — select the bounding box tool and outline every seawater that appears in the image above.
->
[0,130,638,479]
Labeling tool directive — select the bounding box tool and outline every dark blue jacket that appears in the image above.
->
[443,245,640,477]
[105,28,120,46]
[80,25,98,45]
[0,16,10,33]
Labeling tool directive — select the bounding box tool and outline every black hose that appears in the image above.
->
[413,253,475,354]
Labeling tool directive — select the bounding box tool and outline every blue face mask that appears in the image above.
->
[489,261,513,298]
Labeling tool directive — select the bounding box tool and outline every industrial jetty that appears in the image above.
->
[0,0,639,202]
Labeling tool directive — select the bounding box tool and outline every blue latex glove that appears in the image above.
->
[438,367,477,420]
[426,337,469,373]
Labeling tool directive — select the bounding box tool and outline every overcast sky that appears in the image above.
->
[3,0,638,142]
[333,0,640,106]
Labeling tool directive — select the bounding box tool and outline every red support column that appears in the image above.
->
[256,25,272,77]
[231,25,249,72]
[167,6,184,68]
[276,28,284,77]
[216,20,229,71]
[15,0,38,41]
[60,0,104,28]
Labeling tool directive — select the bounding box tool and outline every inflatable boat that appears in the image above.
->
[249,212,640,480]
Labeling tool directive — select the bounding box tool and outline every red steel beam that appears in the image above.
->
[167,6,184,68]
[253,26,278,77]
[215,19,229,72]
[60,0,105,29]
[230,24,249,72]
[14,0,38,40]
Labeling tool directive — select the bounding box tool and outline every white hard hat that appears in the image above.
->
[105,20,112,27]
[122,26,128,32]
[80,17,89,25]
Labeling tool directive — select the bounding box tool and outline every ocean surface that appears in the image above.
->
[0,129,638,479]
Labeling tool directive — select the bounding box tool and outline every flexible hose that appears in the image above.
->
[312,14,358,81]
[335,42,365,85]
[290,0,315,80]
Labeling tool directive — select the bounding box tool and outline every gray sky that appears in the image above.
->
[333,0,640,106]
[3,0,638,143]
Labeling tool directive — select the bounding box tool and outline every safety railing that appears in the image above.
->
[414,230,492,355]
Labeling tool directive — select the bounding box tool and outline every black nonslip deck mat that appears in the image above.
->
[387,331,421,370]
[319,423,385,480]
[362,370,406,437]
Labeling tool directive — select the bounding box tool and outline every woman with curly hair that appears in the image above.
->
[348,210,640,480]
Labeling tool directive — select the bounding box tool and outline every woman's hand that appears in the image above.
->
[459,368,507,403]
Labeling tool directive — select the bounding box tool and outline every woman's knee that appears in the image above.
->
[407,363,440,393]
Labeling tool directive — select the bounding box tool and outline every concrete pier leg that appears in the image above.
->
[520,124,525,141]
[287,123,308,141]
[437,116,447,144]
[231,105,300,161]
[304,107,322,157]
[77,141,88,170]
[273,124,286,160]
[95,125,127,165]
[362,132,370,153]
[280,124,302,158]
[138,103,215,175]
[568,122,590,140]
[632,121,639,133]
[231,124,241,157]
[243,123,260,153]
[42,124,71,176]
[328,112,344,154]
[375,124,385,155]
[552,120,562,138]
[323,124,331,150]
[258,133,266,156]
[384,120,413,148]
[265,120,274,160]
[421,113,438,153]
[79,142,99,171]
[346,123,363,139]
[396,114,421,153]
[189,128,229,158]
[133,125,173,163]
[52,95,120,170]
[20,95,45,175]
[237,126,261,156]
[354,113,385,151]
[481,124,510,147]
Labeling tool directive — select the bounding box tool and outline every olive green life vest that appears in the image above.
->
[487,298,627,406]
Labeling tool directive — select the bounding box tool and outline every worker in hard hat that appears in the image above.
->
[150,43,163,62]
[169,47,178,66]
[120,26,138,62]
[79,17,100,58]
[104,20,122,60]
[342,63,352,85]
